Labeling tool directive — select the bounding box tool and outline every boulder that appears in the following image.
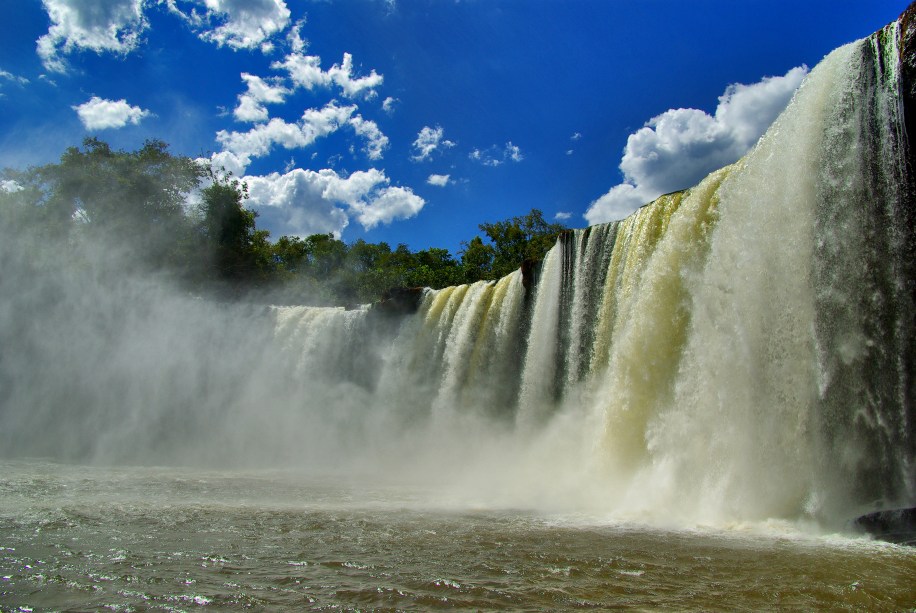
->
[852,507,916,545]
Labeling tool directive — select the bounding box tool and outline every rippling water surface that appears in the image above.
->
[1,460,913,612]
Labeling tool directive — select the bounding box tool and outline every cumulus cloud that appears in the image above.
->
[72,96,151,130]
[234,73,290,123]
[208,150,248,177]
[584,184,647,225]
[37,0,147,72]
[273,51,383,99]
[37,0,290,70]
[214,102,388,172]
[469,141,524,167]
[215,101,357,172]
[285,18,306,53]
[243,167,425,236]
[426,174,451,187]
[166,0,291,51]
[350,186,424,229]
[244,169,352,237]
[585,66,807,225]
[554,211,572,221]
[348,115,389,160]
[381,96,398,115]
[411,126,455,162]
[329,53,384,98]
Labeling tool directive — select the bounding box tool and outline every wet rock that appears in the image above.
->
[852,507,916,545]
[374,286,425,316]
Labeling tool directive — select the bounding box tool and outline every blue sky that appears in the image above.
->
[0,0,907,255]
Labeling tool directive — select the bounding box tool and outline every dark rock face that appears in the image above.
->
[374,286,425,316]
[852,507,916,545]
[520,258,540,292]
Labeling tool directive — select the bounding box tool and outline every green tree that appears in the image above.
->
[476,208,567,279]
[303,233,348,279]
[271,235,311,274]
[459,236,495,282]
[407,247,464,288]
[43,138,204,268]
[200,176,274,285]
[3,138,207,275]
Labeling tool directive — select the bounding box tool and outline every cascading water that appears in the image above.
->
[263,15,915,527]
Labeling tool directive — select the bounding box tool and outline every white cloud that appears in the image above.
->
[506,141,523,162]
[469,141,524,167]
[329,53,383,98]
[585,66,807,225]
[208,150,248,177]
[167,0,291,51]
[571,132,582,141]
[244,169,353,237]
[215,101,357,172]
[0,70,29,86]
[37,0,147,72]
[348,115,389,160]
[273,53,325,89]
[583,183,648,226]
[285,19,306,53]
[350,185,424,230]
[426,174,450,187]
[216,117,308,164]
[411,126,455,162]
[243,167,425,236]
[234,73,290,122]
[72,96,151,130]
[381,96,398,115]
[554,211,572,221]
[272,51,383,99]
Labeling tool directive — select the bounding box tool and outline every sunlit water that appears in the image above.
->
[1,460,913,612]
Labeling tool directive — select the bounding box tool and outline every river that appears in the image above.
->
[1,460,913,611]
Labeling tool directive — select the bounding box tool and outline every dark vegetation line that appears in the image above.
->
[0,138,567,305]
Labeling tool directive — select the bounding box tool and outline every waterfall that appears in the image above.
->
[0,9,911,532]
[267,15,914,525]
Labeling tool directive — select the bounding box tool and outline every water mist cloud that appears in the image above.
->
[585,66,807,225]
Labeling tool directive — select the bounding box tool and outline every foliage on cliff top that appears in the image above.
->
[1,138,567,305]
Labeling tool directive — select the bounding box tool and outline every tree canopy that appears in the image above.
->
[1,138,569,304]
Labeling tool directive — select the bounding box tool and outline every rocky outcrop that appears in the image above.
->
[373,286,426,316]
[852,507,916,545]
